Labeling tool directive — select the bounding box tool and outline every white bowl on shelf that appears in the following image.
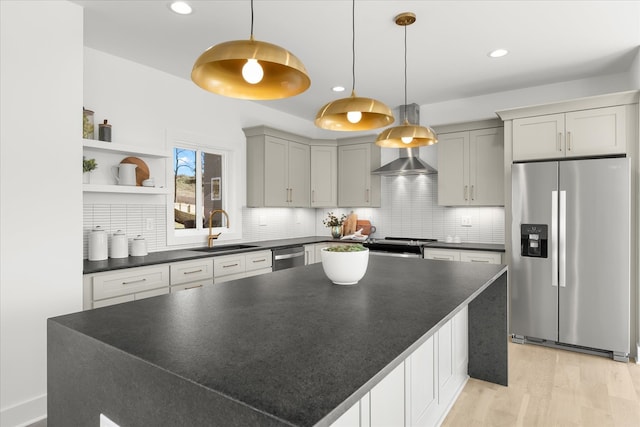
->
[320,247,369,285]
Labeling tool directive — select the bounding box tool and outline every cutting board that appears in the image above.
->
[343,212,358,236]
[120,157,149,186]
[356,220,373,235]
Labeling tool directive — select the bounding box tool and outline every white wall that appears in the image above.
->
[0,1,83,426]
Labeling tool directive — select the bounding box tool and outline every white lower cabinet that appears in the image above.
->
[370,362,406,426]
[424,248,502,264]
[304,244,316,265]
[170,258,214,293]
[214,250,272,284]
[330,307,469,427]
[83,264,170,309]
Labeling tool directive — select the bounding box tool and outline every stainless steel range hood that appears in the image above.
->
[372,147,437,175]
[372,104,437,176]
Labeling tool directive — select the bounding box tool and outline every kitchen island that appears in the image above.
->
[49,257,507,426]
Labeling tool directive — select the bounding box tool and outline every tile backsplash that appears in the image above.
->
[83,174,504,258]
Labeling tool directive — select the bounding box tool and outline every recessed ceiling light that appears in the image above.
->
[170,1,192,15]
[332,86,346,92]
[488,49,509,58]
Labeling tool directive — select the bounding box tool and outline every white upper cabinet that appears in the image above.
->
[310,145,337,207]
[512,106,627,161]
[436,121,504,206]
[499,91,639,164]
[245,127,310,208]
[338,139,381,207]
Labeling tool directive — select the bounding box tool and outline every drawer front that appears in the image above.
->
[93,265,170,301]
[460,251,502,264]
[423,249,460,262]
[170,280,211,293]
[170,259,214,285]
[245,250,272,272]
[214,254,245,277]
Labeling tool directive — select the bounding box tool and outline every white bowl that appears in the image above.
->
[320,247,369,285]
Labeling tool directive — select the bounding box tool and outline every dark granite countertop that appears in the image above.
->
[55,258,507,426]
[83,236,504,274]
[424,242,505,252]
[83,236,347,274]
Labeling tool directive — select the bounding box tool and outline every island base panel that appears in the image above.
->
[47,321,289,427]
[468,271,508,386]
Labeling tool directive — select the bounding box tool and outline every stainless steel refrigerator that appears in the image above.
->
[511,157,630,361]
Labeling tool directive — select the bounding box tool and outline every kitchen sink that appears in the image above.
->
[192,244,260,253]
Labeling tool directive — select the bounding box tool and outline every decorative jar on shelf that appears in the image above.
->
[330,226,342,239]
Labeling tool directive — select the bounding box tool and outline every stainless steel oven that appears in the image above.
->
[363,237,437,258]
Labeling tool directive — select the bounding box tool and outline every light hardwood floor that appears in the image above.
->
[443,342,640,427]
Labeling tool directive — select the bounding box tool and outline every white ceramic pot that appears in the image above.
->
[320,247,369,285]
[88,226,108,261]
[130,235,148,257]
[109,230,128,258]
[111,163,137,186]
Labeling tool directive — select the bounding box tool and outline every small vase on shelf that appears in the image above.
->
[83,172,91,184]
[330,226,342,239]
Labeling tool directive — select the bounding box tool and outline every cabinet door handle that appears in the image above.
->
[471,185,475,200]
[122,278,146,285]
[311,190,315,203]
[464,185,468,201]
[365,189,370,203]
[433,256,450,261]
[557,132,563,151]
[252,259,266,263]
[566,131,571,151]
[289,188,293,203]
[222,263,239,268]
[184,269,203,275]
[184,284,203,290]
[470,259,489,263]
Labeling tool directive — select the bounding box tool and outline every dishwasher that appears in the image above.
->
[272,246,305,271]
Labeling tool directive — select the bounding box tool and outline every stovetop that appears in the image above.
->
[363,237,438,254]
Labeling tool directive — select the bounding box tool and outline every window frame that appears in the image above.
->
[166,130,241,247]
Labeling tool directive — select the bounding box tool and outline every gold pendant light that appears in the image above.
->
[376,12,437,148]
[315,0,394,131]
[191,0,310,100]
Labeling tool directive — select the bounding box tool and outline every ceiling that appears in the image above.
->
[73,1,639,125]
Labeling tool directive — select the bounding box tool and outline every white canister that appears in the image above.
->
[88,226,108,261]
[110,230,128,258]
[130,235,148,257]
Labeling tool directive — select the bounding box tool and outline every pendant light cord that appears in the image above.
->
[351,0,356,93]
[250,0,254,38]
[403,24,408,122]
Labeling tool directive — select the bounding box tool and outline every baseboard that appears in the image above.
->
[0,394,46,427]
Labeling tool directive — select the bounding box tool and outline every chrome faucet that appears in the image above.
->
[208,209,230,247]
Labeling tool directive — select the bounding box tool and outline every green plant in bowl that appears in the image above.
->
[325,244,367,252]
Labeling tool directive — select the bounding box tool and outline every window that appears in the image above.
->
[166,130,241,246]
[173,148,225,230]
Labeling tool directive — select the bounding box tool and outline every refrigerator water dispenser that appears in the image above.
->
[520,224,547,258]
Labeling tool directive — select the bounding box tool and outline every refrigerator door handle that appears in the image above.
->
[559,190,567,287]
[551,191,558,287]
